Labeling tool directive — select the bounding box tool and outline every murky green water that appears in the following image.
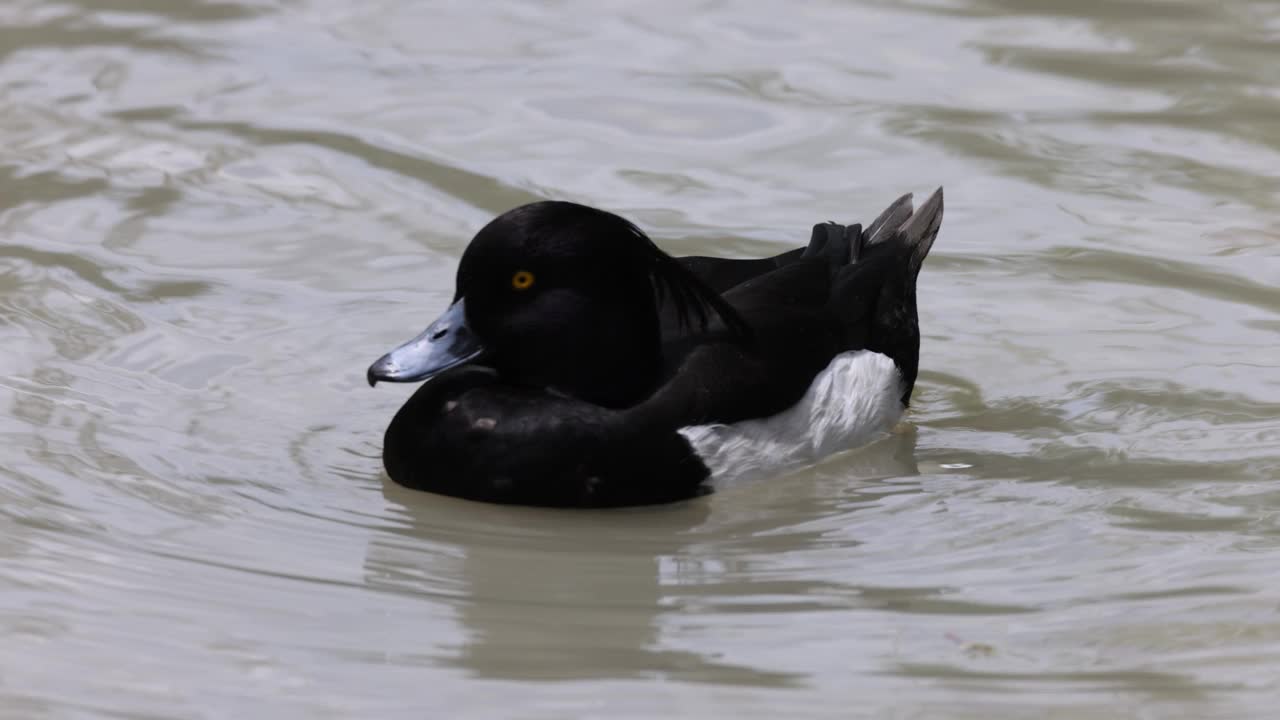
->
[2,0,1279,717]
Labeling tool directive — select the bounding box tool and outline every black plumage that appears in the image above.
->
[369,189,943,507]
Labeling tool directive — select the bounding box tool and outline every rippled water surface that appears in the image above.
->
[2,0,1279,717]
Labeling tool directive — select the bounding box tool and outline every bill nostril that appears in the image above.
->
[430,327,448,341]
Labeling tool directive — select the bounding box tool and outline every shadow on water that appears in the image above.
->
[0,166,109,213]
[918,368,1280,485]
[0,243,213,304]
[1043,248,1280,316]
[368,477,804,686]
[888,664,1225,703]
[875,0,1280,212]
[0,15,207,63]
[167,116,544,216]
[351,427,964,686]
[886,0,1220,21]
[54,0,267,23]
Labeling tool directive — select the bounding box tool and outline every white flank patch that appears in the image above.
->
[677,350,904,486]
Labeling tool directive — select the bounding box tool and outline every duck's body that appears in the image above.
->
[369,189,943,507]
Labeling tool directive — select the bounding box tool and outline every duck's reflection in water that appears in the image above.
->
[363,429,920,685]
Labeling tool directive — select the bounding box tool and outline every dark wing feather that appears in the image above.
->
[617,222,754,342]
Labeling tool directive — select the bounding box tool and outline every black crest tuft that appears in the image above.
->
[615,218,753,342]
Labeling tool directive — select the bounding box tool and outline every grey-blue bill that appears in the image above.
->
[367,299,484,386]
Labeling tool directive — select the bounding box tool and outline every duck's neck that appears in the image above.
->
[554,332,662,409]
[501,304,664,409]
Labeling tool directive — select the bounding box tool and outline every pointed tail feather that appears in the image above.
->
[863,193,914,247]
[898,187,943,277]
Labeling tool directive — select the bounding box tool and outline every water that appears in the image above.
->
[2,0,1278,717]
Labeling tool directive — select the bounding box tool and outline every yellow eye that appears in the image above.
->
[511,270,535,291]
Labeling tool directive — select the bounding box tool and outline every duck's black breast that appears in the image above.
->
[381,367,711,507]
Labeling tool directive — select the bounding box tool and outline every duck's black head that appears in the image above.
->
[368,201,747,408]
